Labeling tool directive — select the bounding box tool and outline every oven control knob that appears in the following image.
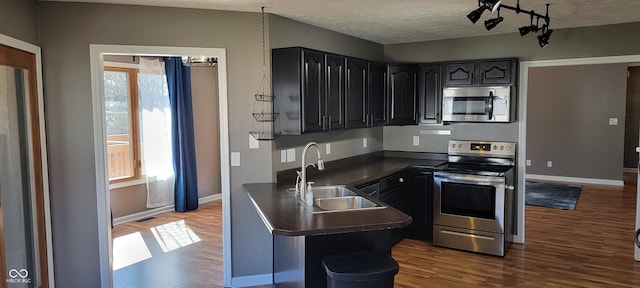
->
[506,146,511,151]
[493,145,498,150]
[500,145,504,150]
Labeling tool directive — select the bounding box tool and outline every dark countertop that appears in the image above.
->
[244,156,447,237]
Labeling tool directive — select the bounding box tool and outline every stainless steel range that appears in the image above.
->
[433,140,516,257]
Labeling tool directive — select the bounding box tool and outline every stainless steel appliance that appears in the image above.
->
[442,86,513,122]
[433,140,516,256]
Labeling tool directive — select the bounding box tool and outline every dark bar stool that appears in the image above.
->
[322,251,399,288]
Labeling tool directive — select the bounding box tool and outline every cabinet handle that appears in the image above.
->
[322,116,326,130]
[328,115,332,130]
[399,178,404,183]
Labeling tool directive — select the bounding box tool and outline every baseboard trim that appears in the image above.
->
[525,174,624,186]
[113,194,222,225]
[231,273,272,287]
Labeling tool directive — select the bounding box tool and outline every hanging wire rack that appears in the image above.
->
[250,6,278,141]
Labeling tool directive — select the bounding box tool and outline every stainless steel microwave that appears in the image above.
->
[442,86,513,122]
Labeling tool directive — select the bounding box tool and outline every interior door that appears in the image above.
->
[0,43,49,287]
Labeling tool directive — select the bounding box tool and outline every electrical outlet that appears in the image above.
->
[363,138,368,148]
[609,118,618,125]
[231,152,240,166]
[547,161,553,168]
[281,150,287,163]
[526,159,531,166]
[413,136,419,146]
[326,143,331,154]
[287,148,296,163]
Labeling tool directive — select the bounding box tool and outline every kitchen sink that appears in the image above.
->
[313,196,385,214]
[311,185,358,199]
[286,185,358,199]
[287,184,386,213]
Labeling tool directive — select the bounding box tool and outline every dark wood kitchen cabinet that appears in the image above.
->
[405,167,434,242]
[345,58,387,128]
[379,172,407,245]
[444,58,516,87]
[345,57,368,128]
[418,64,442,124]
[272,47,344,135]
[367,61,387,127]
[387,64,418,125]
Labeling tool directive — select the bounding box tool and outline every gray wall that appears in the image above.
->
[110,65,221,218]
[0,0,38,44]
[36,2,273,286]
[526,64,628,180]
[383,124,519,153]
[624,67,640,168]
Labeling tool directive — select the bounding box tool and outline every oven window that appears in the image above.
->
[441,182,495,219]
[452,97,488,115]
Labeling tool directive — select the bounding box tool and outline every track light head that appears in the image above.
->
[485,16,504,31]
[519,25,531,36]
[467,6,486,24]
[537,29,553,48]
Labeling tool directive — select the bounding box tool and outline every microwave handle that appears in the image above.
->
[488,91,494,120]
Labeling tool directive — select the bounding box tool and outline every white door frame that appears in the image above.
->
[89,44,231,287]
[518,54,640,245]
[0,33,55,287]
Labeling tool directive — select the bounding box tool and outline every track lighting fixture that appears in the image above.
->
[467,0,553,47]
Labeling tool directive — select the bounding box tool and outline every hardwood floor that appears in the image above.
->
[112,201,224,288]
[113,174,640,287]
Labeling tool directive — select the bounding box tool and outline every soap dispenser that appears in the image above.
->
[305,182,314,207]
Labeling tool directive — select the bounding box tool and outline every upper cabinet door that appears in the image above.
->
[418,64,442,124]
[387,64,418,125]
[325,53,345,131]
[444,62,475,86]
[301,49,325,133]
[345,57,368,129]
[477,60,514,85]
[368,61,387,127]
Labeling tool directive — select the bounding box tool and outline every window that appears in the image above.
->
[104,67,141,182]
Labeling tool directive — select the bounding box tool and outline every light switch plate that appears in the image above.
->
[249,134,259,149]
[413,136,419,146]
[231,152,240,166]
[287,148,296,163]
[547,161,553,168]
[526,159,531,166]
[609,118,618,125]
[363,138,368,148]
[281,150,287,163]
[326,143,331,154]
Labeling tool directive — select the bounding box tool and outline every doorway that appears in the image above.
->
[89,45,231,287]
[624,66,640,170]
[0,35,53,287]
[518,55,640,245]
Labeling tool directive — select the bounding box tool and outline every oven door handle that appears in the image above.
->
[434,172,506,186]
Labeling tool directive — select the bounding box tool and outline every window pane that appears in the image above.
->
[104,70,133,180]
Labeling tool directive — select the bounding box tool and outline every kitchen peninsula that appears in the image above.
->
[244,152,446,287]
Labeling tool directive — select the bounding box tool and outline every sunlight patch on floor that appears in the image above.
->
[113,232,152,270]
[151,220,201,253]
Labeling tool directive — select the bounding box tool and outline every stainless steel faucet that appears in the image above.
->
[298,142,325,201]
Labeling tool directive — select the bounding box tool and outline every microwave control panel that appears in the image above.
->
[448,140,516,157]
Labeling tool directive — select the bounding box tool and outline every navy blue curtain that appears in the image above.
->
[165,57,199,212]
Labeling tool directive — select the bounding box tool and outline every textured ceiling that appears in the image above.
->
[41,0,640,44]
